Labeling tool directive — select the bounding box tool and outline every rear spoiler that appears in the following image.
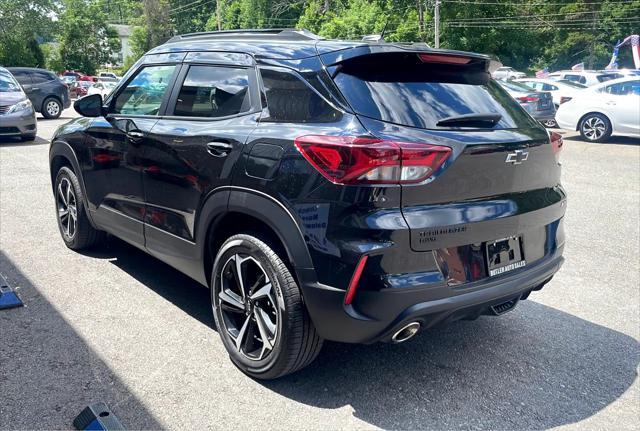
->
[318,43,491,70]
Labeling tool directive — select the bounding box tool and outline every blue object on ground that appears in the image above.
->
[73,403,125,430]
[0,273,23,310]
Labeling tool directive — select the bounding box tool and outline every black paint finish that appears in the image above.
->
[49,34,566,344]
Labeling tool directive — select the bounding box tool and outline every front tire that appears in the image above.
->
[54,167,104,250]
[211,234,323,379]
[579,113,612,142]
[42,97,62,119]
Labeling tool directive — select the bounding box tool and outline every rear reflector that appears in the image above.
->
[344,255,368,305]
[418,53,472,65]
[294,135,451,185]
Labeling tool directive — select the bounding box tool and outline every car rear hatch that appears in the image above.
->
[322,49,565,281]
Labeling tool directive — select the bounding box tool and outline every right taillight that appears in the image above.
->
[560,96,572,104]
[294,135,451,185]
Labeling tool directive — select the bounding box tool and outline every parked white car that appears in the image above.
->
[547,70,624,87]
[515,78,586,106]
[556,77,640,142]
[492,66,526,80]
[86,81,117,100]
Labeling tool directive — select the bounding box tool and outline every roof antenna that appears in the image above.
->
[380,17,389,42]
[362,18,388,43]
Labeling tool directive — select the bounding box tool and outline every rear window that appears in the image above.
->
[332,53,536,130]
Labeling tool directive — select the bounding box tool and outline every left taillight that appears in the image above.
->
[517,95,540,103]
[294,135,451,185]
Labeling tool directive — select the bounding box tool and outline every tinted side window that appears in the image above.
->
[564,74,581,83]
[12,71,32,86]
[543,83,558,91]
[32,71,54,84]
[605,80,640,95]
[260,68,341,123]
[113,65,176,115]
[173,66,251,117]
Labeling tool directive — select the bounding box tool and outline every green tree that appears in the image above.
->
[58,0,120,74]
[0,0,56,67]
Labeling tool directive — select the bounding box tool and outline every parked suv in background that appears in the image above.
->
[49,29,566,379]
[7,67,71,119]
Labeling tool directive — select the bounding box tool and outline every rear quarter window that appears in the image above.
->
[332,53,536,130]
[259,68,342,123]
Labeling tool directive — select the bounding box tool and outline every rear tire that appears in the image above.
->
[579,113,612,143]
[42,97,62,119]
[211,233,323,379]
[54,166,105,250]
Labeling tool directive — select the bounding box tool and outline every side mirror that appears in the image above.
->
[74,94,104,117]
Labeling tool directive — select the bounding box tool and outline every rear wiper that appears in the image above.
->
[436,113,502,128]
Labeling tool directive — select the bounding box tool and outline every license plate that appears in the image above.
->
[485,236,525,277]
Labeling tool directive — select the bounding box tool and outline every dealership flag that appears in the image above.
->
[605,41,620,70]
[616,35,640,69]
[571,62,584,71]
[536,68,550,78]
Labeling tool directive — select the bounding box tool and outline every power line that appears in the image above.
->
[446,8,639,21]
[446,17,640,25]
[169,0,215,16]
[442,0,635,5]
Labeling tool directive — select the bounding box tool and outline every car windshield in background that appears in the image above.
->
[0,71,21,92]
[332,54,535,130]
[558,79,587,88]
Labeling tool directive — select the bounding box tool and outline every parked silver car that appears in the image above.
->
[492,66,527,80]
[0,67,37,141]
[498,79,556,126]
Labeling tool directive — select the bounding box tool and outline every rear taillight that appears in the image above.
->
[550,131,563,159]
[294,135,451,185]
[560,96,572,104]
[516,95,540,103]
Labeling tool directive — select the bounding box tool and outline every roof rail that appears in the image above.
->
[167,28,322,43]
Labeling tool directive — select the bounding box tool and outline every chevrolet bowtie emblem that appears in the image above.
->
[505,150,529,165]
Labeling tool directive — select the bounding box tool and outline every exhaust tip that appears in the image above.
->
[391,322,421,343]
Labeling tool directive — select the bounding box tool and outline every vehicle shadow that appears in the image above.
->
[81,238,639,429]
[0,251,162,429]
[264,302,639,429]
[561,132,640,146]
[0,136,49,147]
[80,236,215,329]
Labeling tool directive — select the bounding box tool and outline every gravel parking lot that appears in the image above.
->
[1,109,638,430]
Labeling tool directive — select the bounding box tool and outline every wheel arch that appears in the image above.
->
[49,140,97,226]
[197,187,315,288]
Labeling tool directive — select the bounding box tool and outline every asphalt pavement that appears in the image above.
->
[0,109,638,430]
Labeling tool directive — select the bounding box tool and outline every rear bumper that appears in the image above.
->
[302,251,564,344]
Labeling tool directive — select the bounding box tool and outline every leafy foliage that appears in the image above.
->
[57,0,120,74]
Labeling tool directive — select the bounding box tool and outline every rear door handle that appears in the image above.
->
[206,141,233,157]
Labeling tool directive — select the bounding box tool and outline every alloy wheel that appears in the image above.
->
[57,177,77,239]
[582,116,607,141]
[46,100,60,117]
[218,254,279,361]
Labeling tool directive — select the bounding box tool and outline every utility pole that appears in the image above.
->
[434,0,441,48]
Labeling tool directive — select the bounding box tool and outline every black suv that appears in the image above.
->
[49,29,566,379]
[7,67,71,119]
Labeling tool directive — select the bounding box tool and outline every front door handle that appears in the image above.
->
[126,130,145,146]
[206,141,233,157]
